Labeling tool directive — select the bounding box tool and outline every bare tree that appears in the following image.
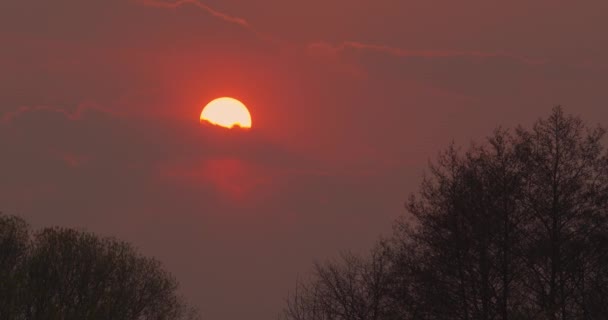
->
[284,246,398,320]
[403,134,528,320]
[400,107,608,320]
[514,107,608,319]
[285,107,608,320]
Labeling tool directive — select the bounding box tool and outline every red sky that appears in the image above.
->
[1,1,608,319]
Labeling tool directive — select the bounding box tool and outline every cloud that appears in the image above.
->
[0,104,118,124]
[133,0,543,79]
[134,0,276,43]
[0,102,331,210]
[308,41,547,65]
[135,0,248,26]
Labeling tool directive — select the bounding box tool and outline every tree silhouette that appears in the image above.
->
[0,214,29,319]
[513,108,608,319]
[0,214,200,320]
[284,107,608,320]
[285,246,396,320]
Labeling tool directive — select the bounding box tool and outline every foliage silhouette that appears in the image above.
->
[0,214,200,320]
[284,107,608,320]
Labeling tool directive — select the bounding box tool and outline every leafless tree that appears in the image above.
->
[284,246,399,320]
[285,107,608,320]
[514,108,608,319]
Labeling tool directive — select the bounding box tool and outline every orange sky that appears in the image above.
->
[1,1,608,319]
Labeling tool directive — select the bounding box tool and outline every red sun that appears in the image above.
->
[200,97,252,129]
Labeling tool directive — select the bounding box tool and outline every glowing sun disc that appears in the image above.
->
[200,97,252,129]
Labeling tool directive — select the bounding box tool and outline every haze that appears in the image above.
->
[1,1,607,319]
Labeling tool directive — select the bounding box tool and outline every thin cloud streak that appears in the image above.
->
[134,1,542,71]
[309,41,547,65]
[136,0,249,27]
[135,0,276,43]
[0,104,118,124]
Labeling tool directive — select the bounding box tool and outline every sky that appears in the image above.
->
[1,1,608,319]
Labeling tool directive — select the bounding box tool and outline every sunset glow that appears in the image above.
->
[4,1,606,319]
[200,97,252,129]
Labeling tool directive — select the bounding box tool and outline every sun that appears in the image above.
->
[200,97,252,129]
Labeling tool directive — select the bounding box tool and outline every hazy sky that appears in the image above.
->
[2,1,608,319]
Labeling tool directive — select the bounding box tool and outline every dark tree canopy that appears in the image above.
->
[284,107,608,320]
[0,214,200,320]
[0,214,29,317]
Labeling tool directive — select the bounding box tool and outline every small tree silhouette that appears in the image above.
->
[0,214,200,320]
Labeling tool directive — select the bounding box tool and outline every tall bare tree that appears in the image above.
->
[402,130,528,320]
[402,107,608,320]
[284,107,608,320]
[514,108,608,319]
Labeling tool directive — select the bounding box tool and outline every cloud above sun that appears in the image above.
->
[136,0,251,26]
[132,0,547,78]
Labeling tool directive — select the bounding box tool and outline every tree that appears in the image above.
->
[0,213,200,320]
[0,214,29,319]
[401,130,530,320]
[284,246,397,320]
[513,108,608,319]
[284,107,608,320]
[402,107,608,320]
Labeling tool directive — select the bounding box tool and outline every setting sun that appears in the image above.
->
[200,97,252,129]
